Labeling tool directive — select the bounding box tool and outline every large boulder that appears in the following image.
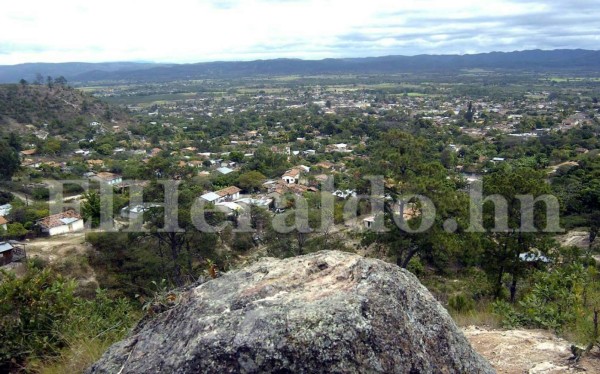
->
[87,251,494,373]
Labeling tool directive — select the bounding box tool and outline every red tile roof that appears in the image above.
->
[283,168,301,178]
[38,210,82,229]
[216,186,241,197]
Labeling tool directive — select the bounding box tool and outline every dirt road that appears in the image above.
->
[23,232,98,292]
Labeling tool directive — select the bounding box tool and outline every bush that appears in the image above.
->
[448,293,475,313]
[406,257,424,276]
[232,232,255,252]
[0,263,140,372]
[0,264,77,371]
[0,191,12,205]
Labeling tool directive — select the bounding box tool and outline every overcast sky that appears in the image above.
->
[0,0,599,65]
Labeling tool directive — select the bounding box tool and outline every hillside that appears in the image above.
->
[0,83,129,136]
[0,62,169,85]
[1,49,599,84]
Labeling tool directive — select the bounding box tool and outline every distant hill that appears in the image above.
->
[0,49,599,84]
[0,62,170,84]
[0,83,129,135]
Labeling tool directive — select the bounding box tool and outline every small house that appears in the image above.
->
[363,216,376,229]
[0,216,7,231]
[282,168,301,184]
[38,211,84,236]
[200,192,221,204]
[0,242,14,265]
[120,204,162,220]
[215,186,241,202]
[93,172,123,185]
[200,186,242,204]
[216,167,235,175]
[0,204,12,217]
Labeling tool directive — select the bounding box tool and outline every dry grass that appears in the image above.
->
[450,301,502,329]
[32,336,115,374]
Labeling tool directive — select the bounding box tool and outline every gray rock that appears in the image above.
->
[87,250,495,373]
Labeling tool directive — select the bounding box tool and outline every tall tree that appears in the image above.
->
[0,140,20,181]
[481,167,557,302]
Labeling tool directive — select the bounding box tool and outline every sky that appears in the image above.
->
[0,0,599,65]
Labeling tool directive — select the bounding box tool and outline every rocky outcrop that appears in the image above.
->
[87,251,494,373]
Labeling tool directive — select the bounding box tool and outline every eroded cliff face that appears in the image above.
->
[87,251,494,373]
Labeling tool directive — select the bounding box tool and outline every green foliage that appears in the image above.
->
[32,186,50,200]
[238,171,266,192]
[491,299,524,328]
[2,222,29,239]
[448,293,475,313]
[493,258,600,345]
[232,232,255,252]
[0,139,20,180]
[245,146,290,178]
[0,264,77,370]
[481,166,555,300]
[81,191,102,228]
[0,191,12,205]
[0,263,139,372]
[406,256,424,276]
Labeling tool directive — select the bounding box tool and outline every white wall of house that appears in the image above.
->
[107,177,123,185]
[1,223,6,231]
[282,176,296,184]
[47,219,84,236]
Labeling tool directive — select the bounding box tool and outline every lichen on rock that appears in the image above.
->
[87,250,494,373]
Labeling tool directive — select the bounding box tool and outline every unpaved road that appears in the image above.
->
[464,326,600,373]
[25,231,88,262]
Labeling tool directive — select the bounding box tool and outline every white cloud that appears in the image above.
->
[0,0,598,64]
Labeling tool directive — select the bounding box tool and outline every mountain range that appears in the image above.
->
[0,49,599,84]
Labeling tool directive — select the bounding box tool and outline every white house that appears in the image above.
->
[282,168,301,184]
[200,186,241,204]
[216,186,241,202]
[93,172,123,185]
[38,211,84,236]
[0,204,12,217]
[120,204,162,220]
[363,216,376,229]
[216,167,235,175]
[200,192,221,204]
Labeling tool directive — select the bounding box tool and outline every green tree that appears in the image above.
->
[482,167,556,302]
[464,101,474,123]
[3,223,29,239]
[81,191,102,228]
[229,151,244,163]
[0,139,20,180]
[238,171,266,193]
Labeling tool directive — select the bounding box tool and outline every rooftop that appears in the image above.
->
[216,186,241,197]
[0,242,13,253]
[38,210,82,229]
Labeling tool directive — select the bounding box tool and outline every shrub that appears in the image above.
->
[0,264,77,371]
[0,263,139,372]
[448,293,475,313]
[406,257,424,276]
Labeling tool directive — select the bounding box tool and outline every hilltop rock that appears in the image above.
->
[87,251,494,373]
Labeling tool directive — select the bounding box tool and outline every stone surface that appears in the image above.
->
[87,250,494,373]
